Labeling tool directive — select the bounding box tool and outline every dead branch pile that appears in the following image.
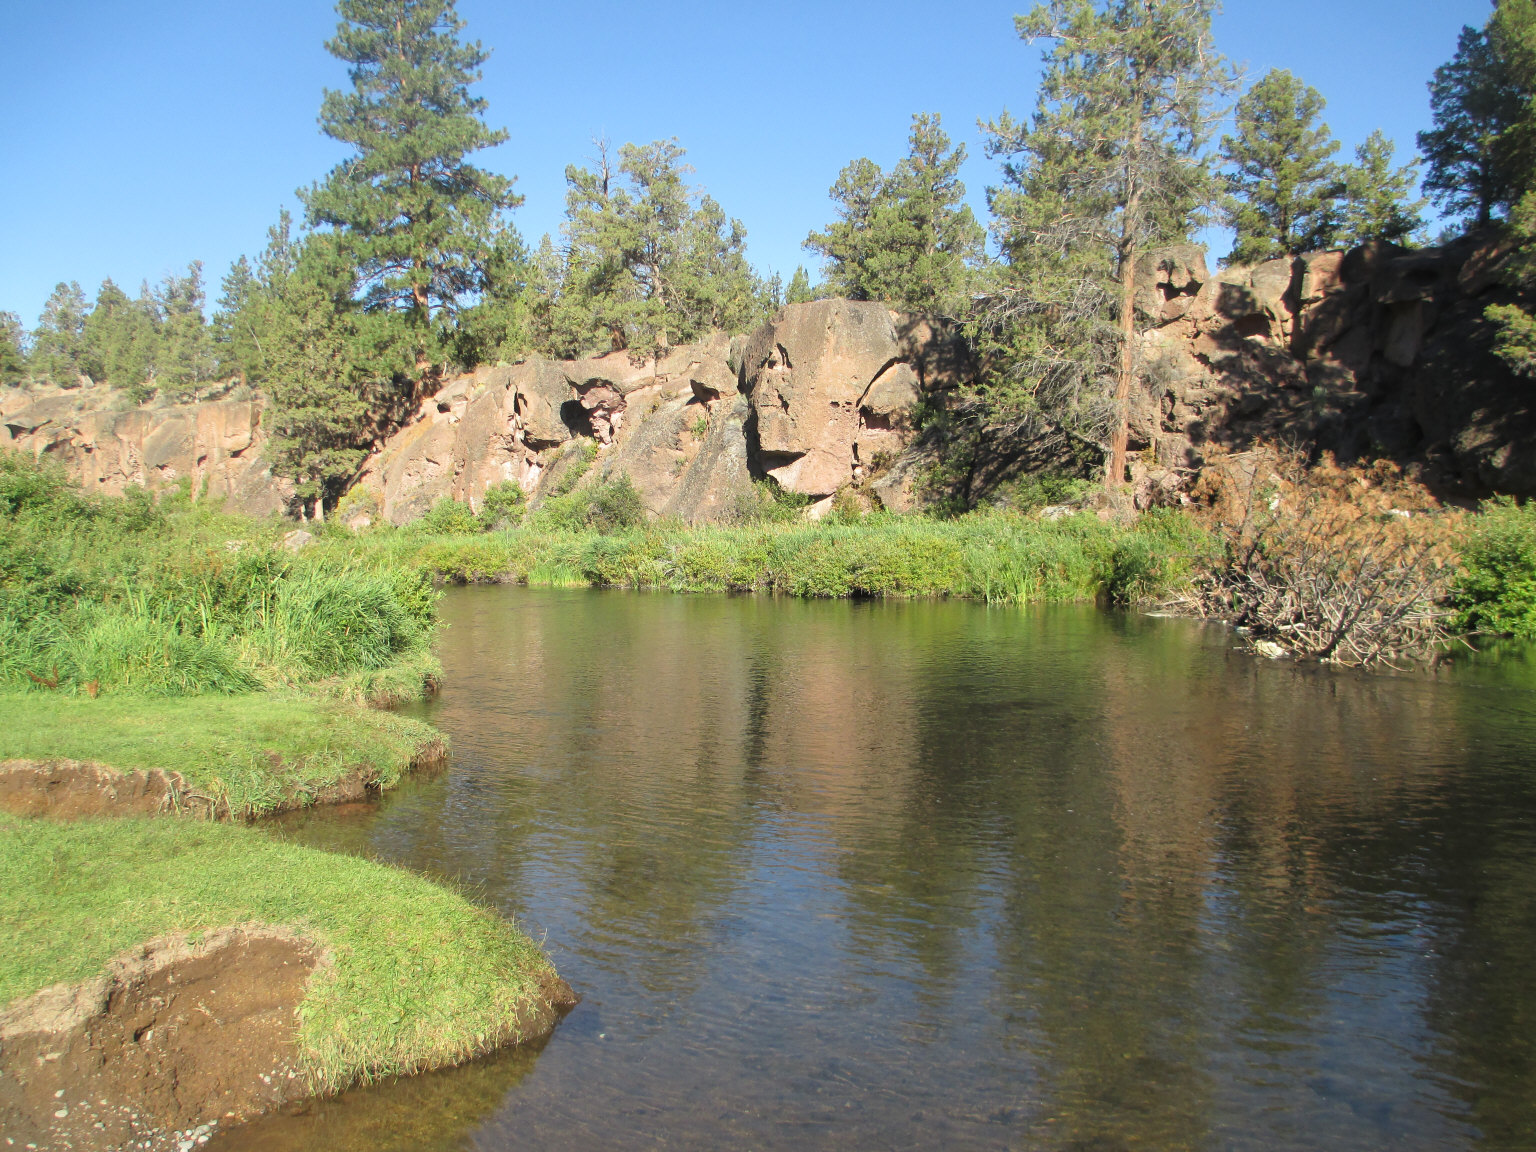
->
[1182,449,1464,669]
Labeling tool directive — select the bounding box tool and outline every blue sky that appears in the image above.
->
[0,0,1494,326]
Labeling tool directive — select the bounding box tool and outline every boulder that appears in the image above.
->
[739,300,910,498]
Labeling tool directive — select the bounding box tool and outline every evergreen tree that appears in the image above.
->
[982,0,1234,491]
[154,262,215,396]
[806,113,985,311]
[80,279,159,396]
[301,0,523,340]
[261,276,375,520]
[1221,69,1342,263]
[785,266,818,305]
[30,282,90,386]
[0,312,27,385]
[540,139,770,356]
[212,256,259,380]
[1418,17,1530,228]
[1339,131,1428,247]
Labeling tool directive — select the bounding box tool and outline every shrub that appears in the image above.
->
[1455,497,1536,640]
[1188,452,1461,667]
[417,497,480,535]
[477,481,527,531]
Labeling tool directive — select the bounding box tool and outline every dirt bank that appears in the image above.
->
[0,925,321,1152]
[0,740,447,821]
[0,924,580,1152]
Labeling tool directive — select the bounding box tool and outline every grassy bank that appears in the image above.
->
[0,814,561,1091]
[0,692,442,817]
[328,507,1216,606]
[0,453,439,700]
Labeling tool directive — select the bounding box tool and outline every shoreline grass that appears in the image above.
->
[0,814,560,1092]
[329,507,1217,607]
[0,691,445,817]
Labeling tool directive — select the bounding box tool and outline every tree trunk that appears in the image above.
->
[1107,114,1146,495]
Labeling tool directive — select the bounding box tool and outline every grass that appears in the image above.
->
[0,451,439,699]
[0,814,559,1093]
[0,691,444,817]
[328,506,1217,607]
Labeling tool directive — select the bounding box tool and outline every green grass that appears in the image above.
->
[0,691,443,817]
[0,451,439,699]
[330,506,1216,607]
[0,814,558,1092]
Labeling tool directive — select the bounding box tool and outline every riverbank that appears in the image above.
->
[0,814,575,1150]
[329,507,1216,606]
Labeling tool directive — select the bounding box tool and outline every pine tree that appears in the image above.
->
[0,312,27,385]
[1339,131,1428,247]
[983,0,1234,492]
[785,266,818,305]
[30,282,90,386]
[1221,69,1343,263]
[1418,18,1529,228]
[154,262,215,396]
[541,139,770,356]
[806,113,985,312]
[261,276,374,520]
[301,0,524,338]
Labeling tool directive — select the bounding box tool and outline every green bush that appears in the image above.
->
[418,497,481,535]
[477,480,527,530]
[534,475,646,534]
[1456,498,1536,639]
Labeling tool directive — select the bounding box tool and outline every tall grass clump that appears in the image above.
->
[0,450,438,697]
[350,506,1210,607]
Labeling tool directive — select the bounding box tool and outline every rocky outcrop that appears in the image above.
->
[10,245,1528,524]
[351,300,970,523]
[1128,233,1536,502]
[0,385,291,515]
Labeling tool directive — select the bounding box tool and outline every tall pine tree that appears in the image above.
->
[1221,69,1343,263]
[806,113,985,312]
[983,0,1234,492]
[1339,131,1427,247]
[30,283,90,386]
[301,0,523,340]
[0,312,27,386]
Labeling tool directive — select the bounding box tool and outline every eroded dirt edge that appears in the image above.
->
[0,924,322,1152]
[0,739,447,821]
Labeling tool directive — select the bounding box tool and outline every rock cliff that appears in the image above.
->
[0,385,291,515]
[1126,232,1536,503]
[3,241,1532,521]
[350,299,968,524]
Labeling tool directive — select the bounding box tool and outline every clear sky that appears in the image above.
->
[0,0,1494,326]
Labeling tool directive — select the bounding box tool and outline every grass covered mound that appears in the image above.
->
[0,692,443,817]
[0,452,438,700]
[0,814,565,1091]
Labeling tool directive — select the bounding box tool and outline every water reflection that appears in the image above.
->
[227,589,1536,1151]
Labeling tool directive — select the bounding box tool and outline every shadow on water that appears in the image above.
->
[221,589,1536,1152]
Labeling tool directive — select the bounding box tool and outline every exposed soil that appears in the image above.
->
[0,740,448,821]
[0,925,323,1152]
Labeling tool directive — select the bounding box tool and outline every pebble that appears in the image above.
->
[54,1108,68,1119]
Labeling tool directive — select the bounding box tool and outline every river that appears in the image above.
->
[216,587,1536,1151]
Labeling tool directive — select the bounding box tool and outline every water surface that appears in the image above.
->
[219,588,1536,1150]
